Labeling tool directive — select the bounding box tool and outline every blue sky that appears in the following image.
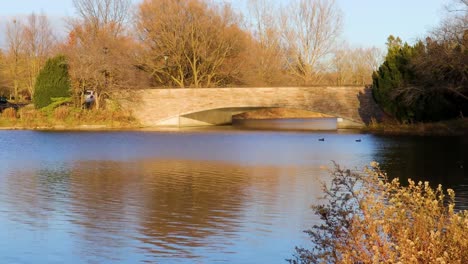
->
[335,0,448,48]
[0,0,449,49]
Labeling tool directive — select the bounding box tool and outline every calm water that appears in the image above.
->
[0,128,466,263]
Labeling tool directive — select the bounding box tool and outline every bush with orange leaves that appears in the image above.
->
[290,162,468,264]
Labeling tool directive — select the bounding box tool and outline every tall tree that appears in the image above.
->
[0,50,9,97]
[333,44,383,85]
[136,0,249,88]
[433,0,467,44]
[33,55,71,109]
[281,0,342,85]
[65,0,137,108]
[22,12,56,98]
[372,36,420,122]
[4,19,26,102]
[373,33,467,122]
[245,0,287,86]
[72,0,130,36]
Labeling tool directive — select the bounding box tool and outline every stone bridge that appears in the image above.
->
[118,87,383,128]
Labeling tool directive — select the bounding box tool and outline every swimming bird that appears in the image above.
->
[355,139,362,142]
[318,138,325,141]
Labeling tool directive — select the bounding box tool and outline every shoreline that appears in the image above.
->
[364,118,468,136]
[0,120,466,136]
[0,125,142,131]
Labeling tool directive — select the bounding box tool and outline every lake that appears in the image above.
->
[0,128,466,263]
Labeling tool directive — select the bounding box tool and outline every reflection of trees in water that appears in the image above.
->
[376,136,467,208]
[135,160,252,257]
[67,160,141,259]
[2,158,314,261]
[65,159,259,259]
[2,165,72,228]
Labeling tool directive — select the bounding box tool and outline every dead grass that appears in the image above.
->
[0,105,139,129]
[367,118,468,136]
[1,108,17,120]
[233,108,333,120]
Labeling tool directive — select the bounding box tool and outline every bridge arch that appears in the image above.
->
[156,107,360,128]
[118,87,382,128]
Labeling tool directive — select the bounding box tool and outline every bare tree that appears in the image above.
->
[433,0,467,43]
[22,12,56,98]
[446,0,468,13]
[66,0,135,108]
[281,0,342,85]
[0,50,9,97]
[72,0,131,36]
[332,44,383,86]
[327,48,383,87]
[65,23,139,108]
[4,19,26,102]
[245,0,287,86]
[136,0,248,88]
[398,0,468,105]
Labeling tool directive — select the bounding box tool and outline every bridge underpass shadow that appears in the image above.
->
[177,107,271,126]
[357,86,384,125]
[169,107,362,129]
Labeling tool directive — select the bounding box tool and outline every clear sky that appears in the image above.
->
[335,0,449,48]
[0,0,450,49]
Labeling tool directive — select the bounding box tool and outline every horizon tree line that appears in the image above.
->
[0,0,383,108]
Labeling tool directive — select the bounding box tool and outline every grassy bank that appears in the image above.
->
[0,105,139,130]
[366,118,468,136]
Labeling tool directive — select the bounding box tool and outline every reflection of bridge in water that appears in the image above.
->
[119,87,383,128]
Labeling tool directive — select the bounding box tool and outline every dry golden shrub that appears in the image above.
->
[290,162,468,264]
[1,107,17,119]
[18,108,46,126]
[53,106,71,121]
[68,108,135,126]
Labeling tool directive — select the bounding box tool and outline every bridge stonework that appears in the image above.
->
[118,87,383,127]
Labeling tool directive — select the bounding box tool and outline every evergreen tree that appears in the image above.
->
[33,55,71,109]
[373,35,466,122]
[372,36,420,122]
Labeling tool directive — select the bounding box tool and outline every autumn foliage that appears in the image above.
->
[136,0,252,88]
[0,0,383,107]
[290,162,468,264]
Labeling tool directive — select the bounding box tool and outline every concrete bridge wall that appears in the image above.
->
[117,87,383,128]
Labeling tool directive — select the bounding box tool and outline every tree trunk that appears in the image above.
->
[95,92,100,109]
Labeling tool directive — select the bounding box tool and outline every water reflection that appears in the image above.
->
[0,130,466,263]
[1,157,324,263]
[374,135,467,210]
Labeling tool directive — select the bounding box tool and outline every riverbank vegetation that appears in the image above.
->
[290,162,468,264]
[367,118,468,136]
[0,105,136,129]
[372,0,467,123]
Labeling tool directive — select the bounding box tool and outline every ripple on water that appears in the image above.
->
[0,130,466,263]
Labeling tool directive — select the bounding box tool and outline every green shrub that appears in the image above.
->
[41,97,72,114]
[33,55,71,109]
